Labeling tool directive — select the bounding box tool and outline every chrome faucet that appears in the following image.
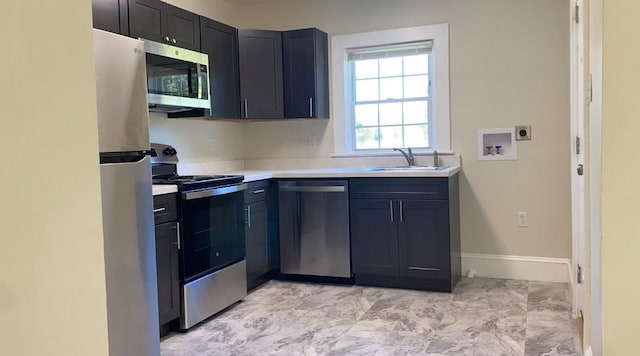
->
[393,147,415,166]
[433,150,439,167]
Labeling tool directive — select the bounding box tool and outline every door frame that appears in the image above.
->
[569,0,587,321]
[588,0,603,353]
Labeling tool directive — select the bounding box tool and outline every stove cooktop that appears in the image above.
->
[153,174,244,191]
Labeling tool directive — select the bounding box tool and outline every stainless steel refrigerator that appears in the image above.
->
[94,29,160,356]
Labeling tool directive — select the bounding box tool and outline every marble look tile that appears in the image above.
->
[524,326,580,356]
[424,330,477,356]
[160,279,579,356]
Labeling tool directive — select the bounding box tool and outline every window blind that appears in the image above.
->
[346,40,433,61]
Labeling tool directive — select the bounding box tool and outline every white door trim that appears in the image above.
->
[588,0,603,353]
[569,0,586,320]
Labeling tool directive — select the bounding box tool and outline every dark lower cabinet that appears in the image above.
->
[155,222,180,325]
[350,176,461,292]
[200,17,240,118]
[92,0,128,35]
[398,200,450,280]
[238,30,284,119]
[153,193,180,336]
[350,199,399,276]
[244,180,278,290]
[245,200,270,289]
[283,28,329,119]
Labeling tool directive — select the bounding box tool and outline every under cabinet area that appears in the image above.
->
[349,176,461,292]
[153,193,180,336]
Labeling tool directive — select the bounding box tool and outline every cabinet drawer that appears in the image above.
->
[244,180,270,204]
[153,193,177,224]
[350,178,449,200]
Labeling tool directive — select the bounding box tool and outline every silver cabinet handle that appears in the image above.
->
[243,99,248,118]
[153,207,166,213]
[172,223,180,250]
[246,205,251,228]
[390,200,394,222]
[279,186,345,193]
[399,200,404,223]
[253,189,265,194]
[409,267,440,271]
[172,38,177,44]
[309,98,313,117]
[164,36,170,42]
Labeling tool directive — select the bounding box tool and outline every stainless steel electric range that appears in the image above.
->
[151,143,247,330]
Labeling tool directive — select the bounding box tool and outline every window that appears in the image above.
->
[331,24,450,156]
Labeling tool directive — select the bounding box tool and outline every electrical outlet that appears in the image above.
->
[308,135,318,149]
[209,137,217,152]
[518,212,528,227]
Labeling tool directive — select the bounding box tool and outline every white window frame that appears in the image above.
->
[331,24,451,157]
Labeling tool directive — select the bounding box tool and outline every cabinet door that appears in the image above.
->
[128,0,168,43]
[166,5,200,51]
[201,17,240,118]
[350,199,399,276]
[398,200,450,279]
[283,28,329,119]
[238,30,284,119]
[245,201,270,289]
[92,0,129,35]
[155,222,180,325]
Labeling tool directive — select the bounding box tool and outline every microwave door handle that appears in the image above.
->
[196,64,202,99]
[186,66,194,98]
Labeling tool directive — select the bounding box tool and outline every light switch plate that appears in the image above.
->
[515,125,531,141]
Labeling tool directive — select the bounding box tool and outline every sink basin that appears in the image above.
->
[363,166,449,172]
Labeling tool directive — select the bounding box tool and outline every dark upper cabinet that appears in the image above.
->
[283,28,329,119]
[238,30,284,119]
[201,17,241,118]
[155,222,180,325]
[92,0,129,35]
[166,5,200,51]
[350,199,399,276]
[129,0,200,51]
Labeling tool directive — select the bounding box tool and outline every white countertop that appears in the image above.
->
[226,166,461,183]
[152,184,178,196]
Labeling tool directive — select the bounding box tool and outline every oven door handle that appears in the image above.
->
[182,183,248,200]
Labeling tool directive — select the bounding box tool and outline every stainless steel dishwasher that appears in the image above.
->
[278,180,351,278]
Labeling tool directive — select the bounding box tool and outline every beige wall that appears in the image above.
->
[149,113,245,163]
[0,1,109,355]
[199,0,571,258]
[602,0,640,353]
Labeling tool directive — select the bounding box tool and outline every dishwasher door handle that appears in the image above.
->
[279,186,346,193]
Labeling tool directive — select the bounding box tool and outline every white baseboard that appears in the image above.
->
[461,253,571,283]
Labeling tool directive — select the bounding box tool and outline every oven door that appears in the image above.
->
[179,184,247,283]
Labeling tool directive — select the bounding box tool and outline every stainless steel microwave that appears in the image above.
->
[143,39,210,116]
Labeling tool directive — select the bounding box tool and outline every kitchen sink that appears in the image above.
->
[363,166,449,172]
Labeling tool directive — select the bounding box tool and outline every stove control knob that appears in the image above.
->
[163,147,177,156]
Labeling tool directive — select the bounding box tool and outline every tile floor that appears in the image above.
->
[161,278,581,355]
